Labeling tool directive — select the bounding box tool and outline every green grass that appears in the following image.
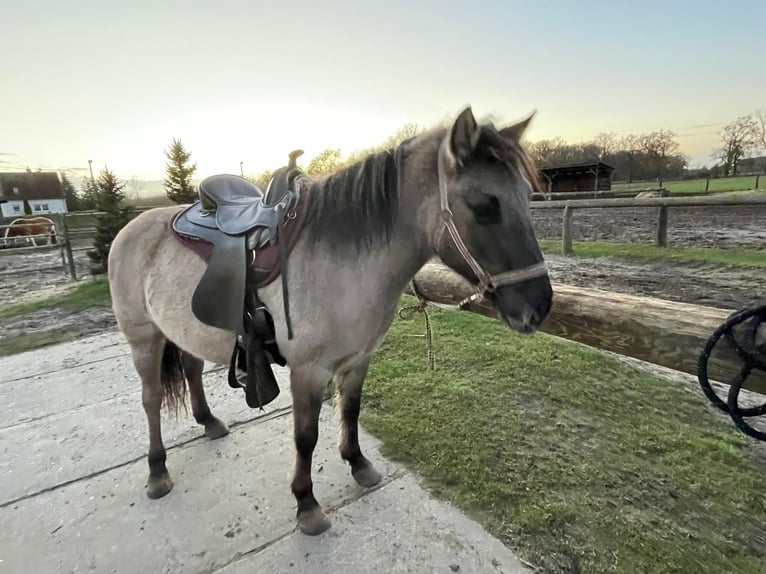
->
[361,296,766,573]
[539,239,766,268]
[0,325,88,357]
[0,278,111,321]
[613,175,763,195]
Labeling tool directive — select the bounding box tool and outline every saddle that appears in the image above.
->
[171,150,308,409]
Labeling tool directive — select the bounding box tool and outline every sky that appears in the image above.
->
[2,0,765,186]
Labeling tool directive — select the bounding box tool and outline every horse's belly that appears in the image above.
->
[144,237,236,366]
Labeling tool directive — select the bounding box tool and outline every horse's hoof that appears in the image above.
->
[297,507,331,536]
[204,417,230,440]
[146,474,174,499]
[352,464,383,488]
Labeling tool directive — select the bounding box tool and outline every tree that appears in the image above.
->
[306,148,342,176]
[86,167,134,274]
[60,172,81,212]
[163,137,197,204]
[716,115,758,176]
[246,169,273,189]
[593,132,618,160]
[639,129,681,180]
[754,108,766,155]
[126,177,145,202]
[79,176,99,211]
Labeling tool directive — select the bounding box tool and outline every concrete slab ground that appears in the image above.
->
[0,331,530,574]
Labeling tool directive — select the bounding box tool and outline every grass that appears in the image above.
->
[361,296,766,573]
[613,175,762,195]
[0,325,88,357]
[538,239,766,268]
[0,278,111,321]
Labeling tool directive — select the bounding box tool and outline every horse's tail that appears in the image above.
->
[160,339,188,415]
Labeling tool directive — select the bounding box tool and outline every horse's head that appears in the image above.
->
[431,106,553,334]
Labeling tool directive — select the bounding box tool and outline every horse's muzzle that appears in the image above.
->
[495,274,553,334]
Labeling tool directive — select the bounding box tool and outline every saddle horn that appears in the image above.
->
[288,149,304,169]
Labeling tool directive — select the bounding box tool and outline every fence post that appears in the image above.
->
[61,214,77,280]
[756,174,761,189]
[562,203,574,256]
[705,177,710,192]
[656,188,669,248]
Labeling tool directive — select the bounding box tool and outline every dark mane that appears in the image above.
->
[478,125,544,195]
[302,146,403,253]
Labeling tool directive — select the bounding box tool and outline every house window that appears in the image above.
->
[33,203,50,212]
[12,205,21,213]
[12,187,20,195]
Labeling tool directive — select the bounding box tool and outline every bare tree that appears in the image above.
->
[716,115,758,176]
[126,177,145,202]
[593,132,618,160]
[639,129,680,180]
[754,108,766,154]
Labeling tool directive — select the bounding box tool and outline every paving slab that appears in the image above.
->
[0,404,399,574]
[0,332,531,573]
[218,473,529,574]
[1,330,128,383]
[0,333,294,505]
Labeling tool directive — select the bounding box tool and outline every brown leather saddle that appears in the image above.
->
[170,150,308,408]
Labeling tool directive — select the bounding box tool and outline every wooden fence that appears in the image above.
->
[529,191,766,255]
[0,215,79,279]
[409,260,766,396]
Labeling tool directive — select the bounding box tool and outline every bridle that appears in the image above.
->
[434,139,549,309]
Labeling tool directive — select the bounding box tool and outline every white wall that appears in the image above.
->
[27,199,68,214]
[0,201,24,218]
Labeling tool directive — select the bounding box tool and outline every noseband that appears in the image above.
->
[434,140,549,309]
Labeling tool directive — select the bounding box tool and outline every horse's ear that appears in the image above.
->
[499,110,536,141]
[447,106,480,165]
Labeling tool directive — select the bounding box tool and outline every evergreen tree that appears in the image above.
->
[86,167,134,275]
[60,172,81,212]
[163,137,197,204]
[79,176,99,211]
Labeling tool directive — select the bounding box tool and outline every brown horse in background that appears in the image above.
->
[1,216,57,248]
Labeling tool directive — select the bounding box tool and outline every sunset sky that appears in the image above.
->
[2,0,764,185]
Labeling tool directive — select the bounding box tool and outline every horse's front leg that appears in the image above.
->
[290,364,332,535]
[335,359,383,487]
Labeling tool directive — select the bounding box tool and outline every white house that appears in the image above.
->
[0,172,68,219]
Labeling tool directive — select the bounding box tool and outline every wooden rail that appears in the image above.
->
[408,260,766,396]
[529,191,766,254]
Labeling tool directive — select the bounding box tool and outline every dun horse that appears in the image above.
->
[108,106,553,535]
[2,216,57,247]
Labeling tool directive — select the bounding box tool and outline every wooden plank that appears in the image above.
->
[408,261,766,395]
[529,191,766,210]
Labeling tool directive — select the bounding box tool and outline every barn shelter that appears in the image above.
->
[538,161,616,194]
[0,171,67,218]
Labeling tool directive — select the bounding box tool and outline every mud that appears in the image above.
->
[532,203,766,250]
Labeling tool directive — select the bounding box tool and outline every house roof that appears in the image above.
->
[539,161,616,176]
[0,172,63,202]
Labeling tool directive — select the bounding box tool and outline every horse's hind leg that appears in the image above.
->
[335,360,383,487]
[180,352,229,440]
[128,326,183,499]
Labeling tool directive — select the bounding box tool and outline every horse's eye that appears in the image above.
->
[466,195,501,225]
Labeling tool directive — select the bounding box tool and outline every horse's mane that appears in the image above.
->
[299,123,542,255]
[301,145,403,254]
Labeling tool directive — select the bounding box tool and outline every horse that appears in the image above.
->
[107,105,554,536]
[1,216,57,248]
